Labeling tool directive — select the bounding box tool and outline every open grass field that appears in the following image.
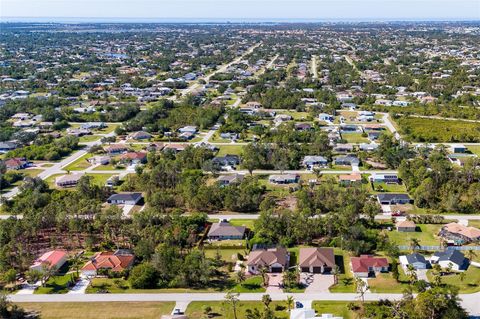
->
[216,145,244,156]
[369,182,407,193]
[427,266,480,293]
[18,168,43,177]
[329,250,356,293]
[78,135,101,143]
[341,132,370,143]
[46,173,115,188]
[396,117,480,143]
[386,224,443,247]
[186,301,289,319]
[16,302,174,319]
[63,153,93,171]
[312,301,356,319]
[368,266,411,293]
[467,145,480,156]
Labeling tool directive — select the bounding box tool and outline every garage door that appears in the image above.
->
[312,267,323,273]
[271,267,283,273]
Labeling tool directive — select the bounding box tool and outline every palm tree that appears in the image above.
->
[224,292,240,319]
[286,296,294,312]
[332,265,340,285]
[262,294,272,309]
[459,271,466,283]
[259,266,269,287]
[406,264,417,284]
[409,238,421,252]
[235,271,246,284]
[432,264,443,286]
[466,249,477,261]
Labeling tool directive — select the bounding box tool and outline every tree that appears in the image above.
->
[332,265,340,285]
[259,266,269,287]
[432,264,443,287]
[2,269,17,291]
[409,238,421,252]
[235,271,246,284]
[202,305,212,318]
[459,271,466,283]
[406,264,417,284]
[224,292,240,319]
[355,277,368,304]
[129,263,158,289]
[25,269,42,285]
[466,249,477,262]
[391,260,400,282]
[286,295,294,312]
[262,294,272,309]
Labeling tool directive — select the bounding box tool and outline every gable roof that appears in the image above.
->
[298,248,335,268]
[433,250,467,266]
[441,223,480,240]
[377,193,411,201]
[208,221,246,237]
[31,250,67,269]
[81,251,135,272]
[107,192,143,202]
[247,247,288,267]
[405,253,427,265]
[351,255,388,273]
[396,220,416,228]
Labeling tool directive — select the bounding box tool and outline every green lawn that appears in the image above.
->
[386,224,443,247]
[217,145,244,156]
[92,164,125,171]
[34,273,77,294]
[18,169,43,178]
[368,266,411,293]
[231,276,266,293]
[312,301,356,319]
[229,219,255,230]
[341,132,370,143]
[329,249,356,293]
[17,302,174,319]
[427,266,480,293]
[370,182,407,193]
[46,173,115,188]
[63,153,93,171]
[78,135,101,143]
[468,145,480,157]
[204,248,246,262]
[186,301,289,319]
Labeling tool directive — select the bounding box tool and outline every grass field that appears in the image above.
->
[312,301,356,319]
[63,153,93,171]
[368,266,411,293]
[18,169,43,178]
[397,117,480,143]
[386,224,443,247]
[17,302,174,319]
[427,266,480,293]
[34,273,76,294]
[186,301,289,319]
[46,173,115,188]
[467,145,480,156]
[217,145,244,156]
[329,250,356,293]
[341,132,370,143]
[78,135,101,143]
[229,219,256,230]
[369,182,407,193]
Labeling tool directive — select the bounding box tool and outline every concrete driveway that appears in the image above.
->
[266,273,283,293]
[301,273,334,293]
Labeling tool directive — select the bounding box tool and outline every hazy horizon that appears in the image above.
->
[1,0,479,22]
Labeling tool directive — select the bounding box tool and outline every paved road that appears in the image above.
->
[381,113,401,141]
[7,291,480,314]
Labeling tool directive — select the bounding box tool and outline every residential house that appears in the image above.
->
[119,152,147,165]
[30,250,68,273]
[399,253,429,270]
[396,220,416,232]
[56,174,83,188]
[291,309,343,319]
[431,250,469,271]
[334,155,360,166]
[81,250,135,277]
[4,158,28,170]
[207,220,246,240]
[333,144,354,153]
[376,193,413,205]
[80,122,106,130]
[369,173,399,184]
[247,247,290,274]
[0,141,18,153]
[340,125,361,133]
[298,248,335,274]
[163,144,186,153]
[359,143,379,152]
[107,192,143,205]
[128,131,152,140]
[351,255,389,277]
[367,131,381,141]
[105,144,128,155]
[178,126,198,134]
[438,223,480,245]
[318,113,334,122]
[212,154,241,168]
[295,123,312,131]
[302,156,328,170]
[269,174,300,184]
[339,173,362,186]
[217,173,244,186]
[449,144,467,154]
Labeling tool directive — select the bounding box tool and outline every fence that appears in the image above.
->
[397,245,480,251]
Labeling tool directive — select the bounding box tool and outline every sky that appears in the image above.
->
[1,0,479,22]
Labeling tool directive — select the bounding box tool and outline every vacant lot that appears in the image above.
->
[386,224,442,247]
[186,301,289,319]
[17,302,174,319]
[396,117,480,142]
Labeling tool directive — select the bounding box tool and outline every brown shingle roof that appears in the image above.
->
[298,248,335,268]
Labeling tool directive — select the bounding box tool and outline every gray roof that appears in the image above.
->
[406,253,427,265]
[107,192,143,202]
[433,250,467,266]
[377,193,411,201]
[208,221,246,237]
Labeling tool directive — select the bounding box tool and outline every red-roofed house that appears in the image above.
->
[5,158,28,170]
[30,250,68,273]
[81,250,135,277]
[119,152,147,164]
[350,255,389,277]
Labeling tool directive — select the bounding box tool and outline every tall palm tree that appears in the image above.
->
[259,266,269,287]
[286,295,294,312]
[235,271,246,284]
[355,277,368,304]
[409,238,421,252]
[262,294,272,309]
[406,264,417,284]
[224,292,240,319]
[332,265,340,285]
